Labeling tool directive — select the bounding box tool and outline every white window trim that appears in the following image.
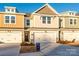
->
[69,19,73,24]
[69,18,77,25]
[41,16,51,24]
[74,19,77,24]
[26,19,30,26]
[47,17,51,24]
[4,15,10,24]
[11,9,15,13]
[4,15,16,24]
[6,8,15,13]
[41,16,46,24]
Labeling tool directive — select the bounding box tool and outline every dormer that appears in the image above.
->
[5,6,16,13]
[68,11,76,16]
[61,11,77,16]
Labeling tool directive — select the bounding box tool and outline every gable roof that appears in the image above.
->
[32,3,59,15]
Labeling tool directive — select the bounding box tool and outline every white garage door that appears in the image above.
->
[34,31,58,43]
[63,31,79,42]
[0,31,22,43]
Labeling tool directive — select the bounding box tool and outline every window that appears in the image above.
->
[74,19,76,24]
[69,12,72,15]
[4,15,16,24]
[69,12,74,15]
[72,13,74,15]
[47,17,51,24]
[26,19,30,26]
[11,16,15,23]
[69,18,77,25]
[7,9,10,12]
[5,16,10,23]
[41,16,51,24]
[11,9,14,12]
[70,19,73,24]
[42,16,46,24]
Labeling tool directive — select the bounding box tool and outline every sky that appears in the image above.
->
[0,3,79,13]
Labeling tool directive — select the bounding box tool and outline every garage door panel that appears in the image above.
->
[64,33,74,41]
[34,32,57,43]
[63,31,79,42]
[0,31,22,43]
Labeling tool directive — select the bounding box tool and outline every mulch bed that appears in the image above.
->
[57,40,73,44]
[67,42,79,47]
[20,42,36,53]
[57,40,79,46]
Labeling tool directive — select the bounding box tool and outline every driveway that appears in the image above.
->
[20,42,61,56]
[20,43,79,56]
[44,44,79,56]
[0,43,79,56]
[0,43,20,56]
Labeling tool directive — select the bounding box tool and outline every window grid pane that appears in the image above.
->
[47,16,51,24]
[74,19,76,24]
[5,19,9,23]
[42,16,46,24]
[47,20,51,24]
[11,16,15,20]
[70,19,73,24]
[11,9,14,12]
[11,19,15,23]
[5,16,10,23]
[11,16,15,23]
[7,9,10,12]
[47,17,51,20]
[5,16,9,20]
[26,20,30,26]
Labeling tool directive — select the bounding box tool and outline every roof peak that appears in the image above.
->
[32,3,59,15]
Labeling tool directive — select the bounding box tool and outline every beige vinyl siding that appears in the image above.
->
[63,17,79,28]
[30,14,59,28]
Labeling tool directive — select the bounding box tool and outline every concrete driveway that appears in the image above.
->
[44,44,79,56]
[20,43,79,56]
[20,42,61,56]
[0,43,79,56]
[0,43,20,56]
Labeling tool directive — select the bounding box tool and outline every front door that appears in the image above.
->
[24,32,29,42]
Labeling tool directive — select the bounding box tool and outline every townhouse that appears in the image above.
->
[24,4,59,43]
[0,6,25,43]
[24,4,79,43]
[60,11,79,42]
[0,3,79,43]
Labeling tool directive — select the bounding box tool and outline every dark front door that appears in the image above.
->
[24,32,29,42]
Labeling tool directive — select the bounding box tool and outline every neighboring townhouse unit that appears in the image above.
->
[0,6,25,43]
[24,4,60,43]
[59,11,79,42]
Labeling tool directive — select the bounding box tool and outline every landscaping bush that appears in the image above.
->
[20,42,36,53]
[57,40,73,44]
[0,41,4,44]
[21,42,35,46]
